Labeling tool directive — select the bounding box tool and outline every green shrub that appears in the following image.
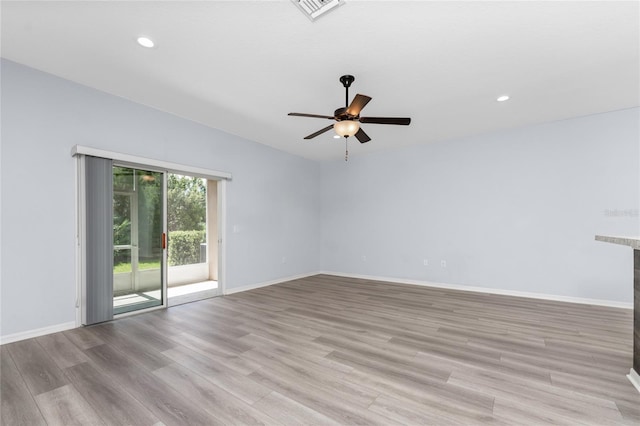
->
[168,230,205,266]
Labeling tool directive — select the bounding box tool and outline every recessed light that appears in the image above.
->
[333,135,340,139]
[136,36,155,48]
[497,95,510,102]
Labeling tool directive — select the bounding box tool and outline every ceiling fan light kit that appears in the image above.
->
[334,120,359,137]
[288,75,411,161]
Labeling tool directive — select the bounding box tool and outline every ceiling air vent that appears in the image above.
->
[292,0,344,21]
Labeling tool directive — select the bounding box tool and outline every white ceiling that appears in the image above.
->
[2,1,638,161]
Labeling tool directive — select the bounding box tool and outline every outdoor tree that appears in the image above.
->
[167,174,207,266]
[112,170,207,268]
[167,174,206,232]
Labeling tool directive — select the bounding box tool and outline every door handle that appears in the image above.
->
[162,233,167,249]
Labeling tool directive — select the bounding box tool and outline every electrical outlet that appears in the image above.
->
[362,255,367,262]
[441,260,447,268]
[282,256,287,264]
[423,259,429,266]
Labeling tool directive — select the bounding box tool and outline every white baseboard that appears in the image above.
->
[628,369,640,393]
[319,271,633,309]
[0,272,318,344]
[1,271,629,344]
[224,271,321,296]
[0,321,76,345]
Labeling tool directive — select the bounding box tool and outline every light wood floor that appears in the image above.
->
[2,274,639,425]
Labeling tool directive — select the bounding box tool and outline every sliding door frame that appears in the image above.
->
[73,145,231,327]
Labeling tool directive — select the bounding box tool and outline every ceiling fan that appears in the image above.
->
[288,75,411,160]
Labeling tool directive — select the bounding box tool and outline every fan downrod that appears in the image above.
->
[340,75,355,108]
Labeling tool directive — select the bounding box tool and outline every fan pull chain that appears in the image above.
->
[345,137,349,161]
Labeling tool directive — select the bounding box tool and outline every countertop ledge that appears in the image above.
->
[595,235,640,250]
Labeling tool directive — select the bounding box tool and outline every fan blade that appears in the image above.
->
[354,128,371,144]
[304,125,334,140]
[288,112,335,119]
[346,94,372,116]
[359,117,411,125]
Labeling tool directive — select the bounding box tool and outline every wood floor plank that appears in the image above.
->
[314,334,452,381]
[251,391,341,426]
[241,346,378,408]
[36,332,91,369]
[235,317,325,349]
[167,331,261,375]
[133,309,191,339]
[247,367,398,425]
[63,327,104,350]
[396,335,554,382]
[111,317,177,352]
[491,397,593,426]
[64,361,163,426]
[7,338,68,396]
[153,362,278,425]
[161,345,272,405]
[369,393,484,426]
[615,400,640,425]
[326,348,451,394]
[84,344,217,426]
[499,351,625,383]
[34,384,105,425]
[173,322,253,354]
[447,367,625,423]
[343,362,496,421]
[0,346,47,426]
[238,330,333,359]
[550,370,640,405]
[85,323,173,371]
[240,333,354,374]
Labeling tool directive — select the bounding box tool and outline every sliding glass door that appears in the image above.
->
[78,149,228,326]
[112,166,166,315]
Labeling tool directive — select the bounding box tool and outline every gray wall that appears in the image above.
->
[321,108,640,303]
[0,59,321,336]
[2,58,638,339]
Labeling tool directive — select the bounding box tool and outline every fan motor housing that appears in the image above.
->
[334,107,353,120]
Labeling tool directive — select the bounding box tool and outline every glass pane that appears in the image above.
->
[113,248,132,274]
[113,194,131,246]
[113,248,133,297]
[113,166,134,192]
[167,174,207,266]
[113,166,164,315]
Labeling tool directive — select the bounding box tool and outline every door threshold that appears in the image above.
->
[168,280,218,307]
[113,304,166,319]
